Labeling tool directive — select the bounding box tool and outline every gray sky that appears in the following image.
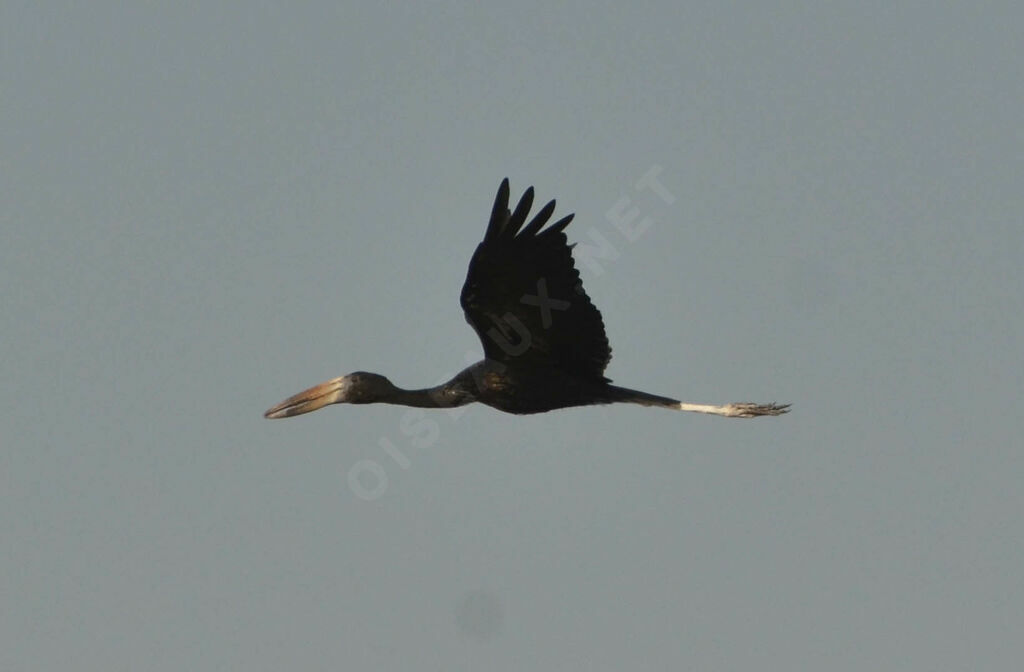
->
[3,2,1022,670]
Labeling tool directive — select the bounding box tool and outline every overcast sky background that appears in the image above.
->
[3,2,1022,670]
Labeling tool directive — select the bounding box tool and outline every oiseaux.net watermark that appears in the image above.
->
[347,165,677,501]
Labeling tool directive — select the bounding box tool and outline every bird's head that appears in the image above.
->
[263,371,396,419]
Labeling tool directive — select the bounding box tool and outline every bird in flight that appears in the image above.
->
[264,179,789,419]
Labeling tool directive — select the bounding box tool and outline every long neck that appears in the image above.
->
[380,381,475,409]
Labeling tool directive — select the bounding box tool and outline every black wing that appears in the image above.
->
[460,179,612,379]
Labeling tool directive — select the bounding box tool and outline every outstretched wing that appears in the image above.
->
[460,179,612,379]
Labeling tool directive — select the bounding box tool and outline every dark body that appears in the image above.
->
[449,179,627,413]
[438,361,681,415]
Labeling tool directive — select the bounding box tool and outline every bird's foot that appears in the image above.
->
[724,402,791,418]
